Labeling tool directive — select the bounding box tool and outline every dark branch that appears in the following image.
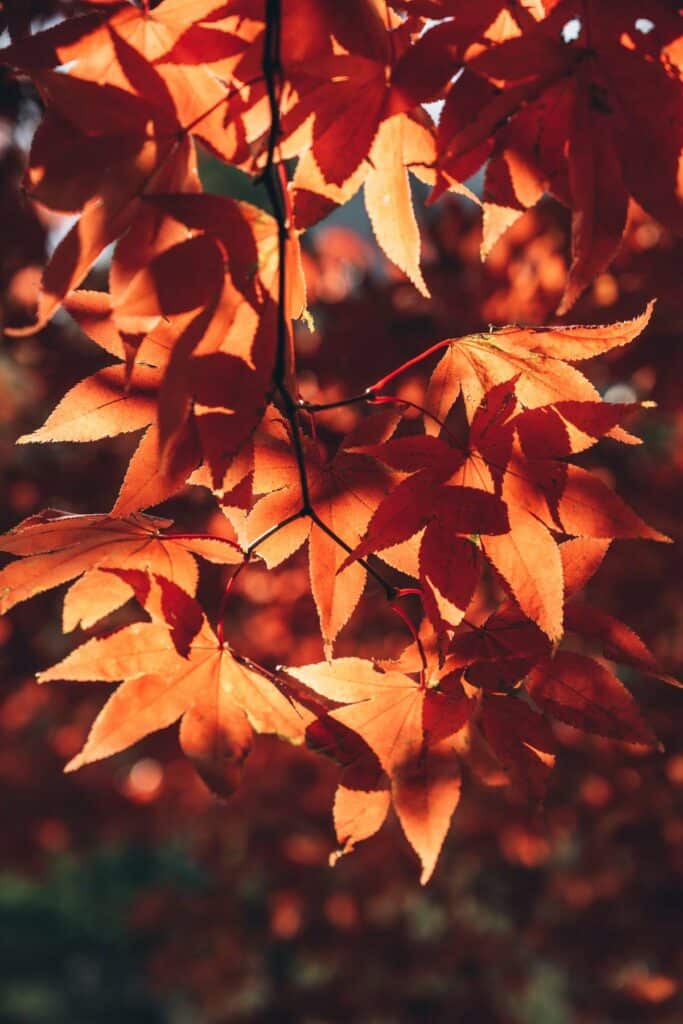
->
[259,0,399,605]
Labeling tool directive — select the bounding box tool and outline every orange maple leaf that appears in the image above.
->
[0,510,241,617]
[289,657,472,883]
[39,577,316,784]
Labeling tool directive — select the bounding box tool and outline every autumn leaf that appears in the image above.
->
[292,109,437,295]
[352,366,665,638]
[564,603,681,689]
[245,410,399,653]
[481,693,556,799]
[61,569,140,634]
[422,304,655,429]
[429,2,683,307]
[0,510,242,617]
[559,539,680,689]
[4,70,200,331]
[289,657,472,882]
[179,691,254,800]
[0,0,676,887]
[278,0,424,189]
[39,578,317,779]
[448,604,552,669]
[525,651,656,745]
[481,498,564,641]
[17,286,168,446]
[0,0,259,333]
[419,525,482,634]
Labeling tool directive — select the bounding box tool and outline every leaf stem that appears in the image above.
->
[300,392,375,413]
[309,510,396,600]
[390,598,427,684]
[372,394,459,443]
[216,564,245,647]
[246,509,307,556]
[368,340,453,393]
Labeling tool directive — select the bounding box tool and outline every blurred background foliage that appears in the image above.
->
[0,6,682,1022]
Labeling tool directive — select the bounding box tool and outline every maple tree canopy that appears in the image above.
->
[0,0,680,884]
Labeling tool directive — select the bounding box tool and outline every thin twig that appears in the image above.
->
[309,511,396,600]
[372,394,460,444]
[390,599,427,685]
[300,392,375,413]
[216,564,245,647]
[261,0,314,512]
[246,509,307,556]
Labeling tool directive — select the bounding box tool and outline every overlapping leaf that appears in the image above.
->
[0,0,677,886]
[39,576,317,782]
[245,409,399,653]
[347,341,667,639]
[422,304,655,428]
[293,110,441,296]
[423,0,683,307]
[290,657,472,882]
[0,509,241,617]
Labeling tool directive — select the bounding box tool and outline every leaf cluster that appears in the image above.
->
[0,0,680,882]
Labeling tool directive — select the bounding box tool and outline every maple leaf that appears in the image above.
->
[0,1,264,334]
[559,539,680,689]
[422,304,655,429]
[526,651,656,746]
[558,536,611,597]
[449,604,552,671]
[179,689,254,800]
[2,69,201,332]
[340,385,513,576]
[564,604,681,690]
[61,569,140,635]
[351,367,666,639]
[446,604,551,708]
[429,1,683,307]
[1,0,250,158]
[504,406,668,542]
[293,110,441,296]
[16,289,200,514]
[156,1,265,81]
[289,657,472,883]
[419,524,482,635]
[481,497,565,641]
[136,193,308,486]
[245,409,399,654]
[0,0,676,889]
[473,395,667,638]
[277,0,415,187]
[39,577,317,785]
[341,464,509,560]
[19,194,290,503]
[0,510,241,618]
[17,358,159,446]
[158,0,430,188]
[389,0,542,110]
[480,693,556,799]
[440,545,670,766]
[146,191,307,323]
[447,535,678,701]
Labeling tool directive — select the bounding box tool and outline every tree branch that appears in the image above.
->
[259,0,399,606]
